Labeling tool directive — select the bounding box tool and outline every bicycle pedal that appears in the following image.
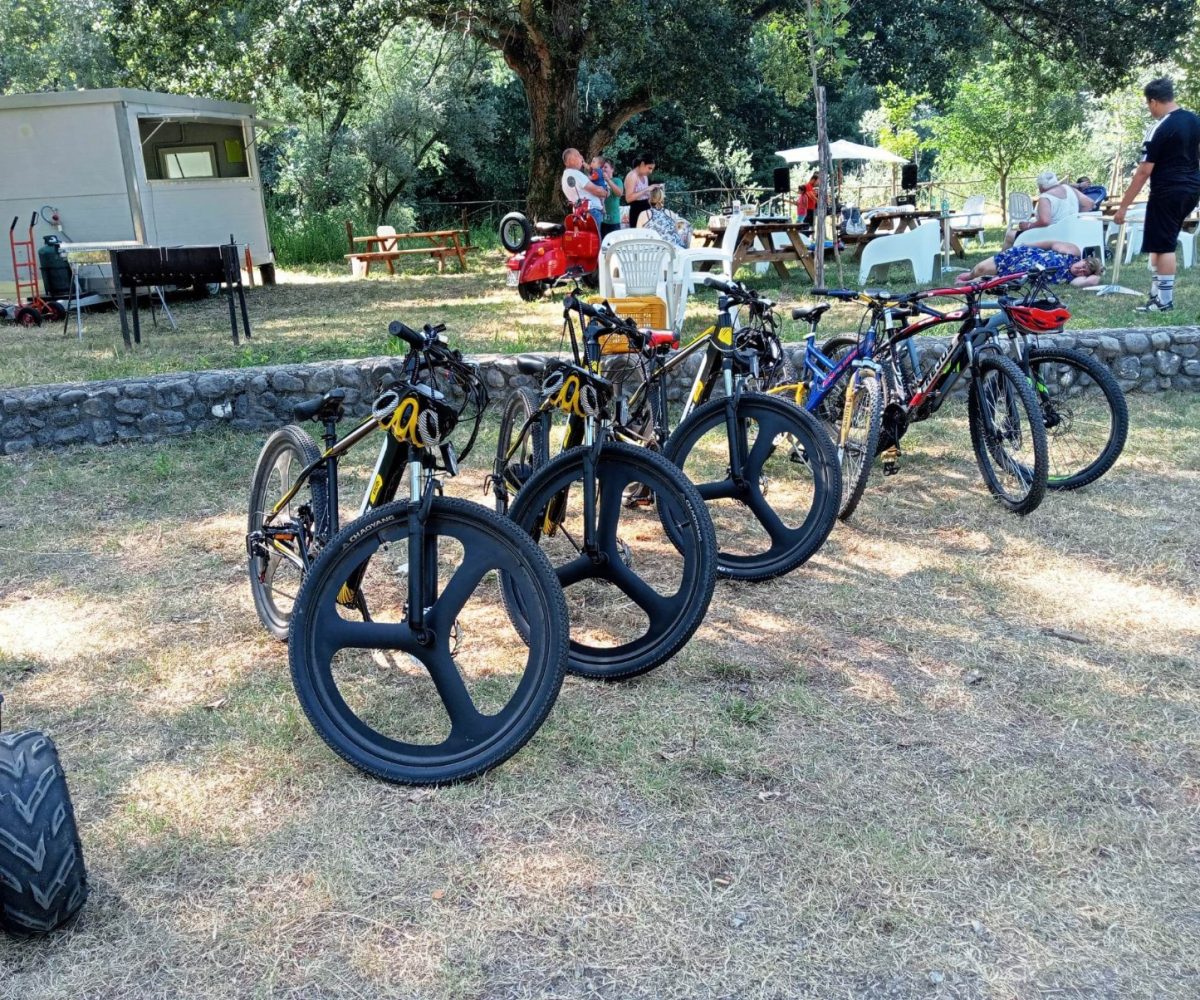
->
[882,460,899,477]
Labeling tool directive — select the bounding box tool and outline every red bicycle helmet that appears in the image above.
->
[1007,302,1071,334]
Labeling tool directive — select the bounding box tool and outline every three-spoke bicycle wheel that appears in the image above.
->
[663,393,841,580]
[506,442,717,680]
[834,370,883,520]
[1024,346,1128,490]
[494,387,548,514]
[248,425,327,639]
[288,498,569,785]
[967,354,1048,515]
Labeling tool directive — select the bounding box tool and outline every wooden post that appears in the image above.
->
[244,246,255,288]
[345,220,355,253]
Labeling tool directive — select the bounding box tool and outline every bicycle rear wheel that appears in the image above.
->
[835,370,882,520]
[506,442,717,680]
[663,393,841,580]
[494,387,548,514]
[248,425,327,640]
[968,353,1048,515]
[288,498,569,785]
[1025,347,1128,490]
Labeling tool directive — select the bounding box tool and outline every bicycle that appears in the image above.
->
[262,323,571,785]
[783,278,1050,515]
[495,279,842,581]
[991,269,1129,489]
[247,322,486,639]
[817,269,1129,491]
[494,297,719,680]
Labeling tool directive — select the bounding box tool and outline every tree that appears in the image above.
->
[860,83,929,163]
[0,0,118,93]
[930,63,1085,221]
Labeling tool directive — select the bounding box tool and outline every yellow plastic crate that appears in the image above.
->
[584,295,668,331]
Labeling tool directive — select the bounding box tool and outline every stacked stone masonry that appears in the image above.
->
[2,326,1198,454]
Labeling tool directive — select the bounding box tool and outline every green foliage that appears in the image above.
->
[861,83,929,162]
[931,62,1085,215]
[0,0,118,92]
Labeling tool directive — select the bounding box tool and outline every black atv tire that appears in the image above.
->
[0,729,88,933]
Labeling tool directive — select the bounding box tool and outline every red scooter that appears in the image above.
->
[500,201,600,301]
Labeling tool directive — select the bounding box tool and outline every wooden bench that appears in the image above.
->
[344,225,471,276]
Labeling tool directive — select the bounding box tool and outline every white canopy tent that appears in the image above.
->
[775,140,907,165]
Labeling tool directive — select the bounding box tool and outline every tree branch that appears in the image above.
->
[586,85,654,154]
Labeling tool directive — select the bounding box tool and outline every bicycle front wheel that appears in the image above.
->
[248,425,327,640]
[835,370,883,521]
[968,353,1049,515]
[1025,347,1128,490]
[288,498,569,785]
[663,393,842,580]
[494,387,548,514]
[506,442,717,680]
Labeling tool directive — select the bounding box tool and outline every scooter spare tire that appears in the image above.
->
[499,212,534,254]
[0,729,88,933]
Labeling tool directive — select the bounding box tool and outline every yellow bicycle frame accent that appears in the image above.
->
[548,373,591,418]
[382,396,422,444]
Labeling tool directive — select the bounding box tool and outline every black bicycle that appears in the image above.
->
[260,322,570,784]
[494,296,718,680]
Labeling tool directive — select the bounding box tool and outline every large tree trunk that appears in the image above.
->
[517,66,583,221]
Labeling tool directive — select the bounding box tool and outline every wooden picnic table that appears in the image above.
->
[345,229,470,275]
[694,220,817,281]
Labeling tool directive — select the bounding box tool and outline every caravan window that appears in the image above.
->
[139,117,251,181]
[159,145,218,179]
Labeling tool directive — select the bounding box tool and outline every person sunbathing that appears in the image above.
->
[955,241,1103,287]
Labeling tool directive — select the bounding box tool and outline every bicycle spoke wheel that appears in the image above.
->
[248,425,327,640]
[834,371,883,520]
[494,387,548,514]
[663,393,841,580]
[289,498,568,785]
[967,353,1048,515]
[1025,347,1128,490]
[506,442,716,680]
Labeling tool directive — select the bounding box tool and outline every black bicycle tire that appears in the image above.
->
[248,425,328,640]
[506,442,717,680]
[494,387,548,514]
[967,353,1049,515]
[288,497,569,785]
[662,393,842,580]
[0,730,88,933]
[1026,346,1128,490]
[836,371,883,521]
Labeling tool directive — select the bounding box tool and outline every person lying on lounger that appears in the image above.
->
[955,241,1104,287]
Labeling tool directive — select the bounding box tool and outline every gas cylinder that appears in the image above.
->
[39,235,71,298]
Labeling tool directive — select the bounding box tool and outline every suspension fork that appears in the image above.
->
[721,361,748,484]
[580,419,607,554]
[405,456,437,644]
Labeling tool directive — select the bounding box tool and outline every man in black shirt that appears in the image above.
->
[1114,77,1200,313]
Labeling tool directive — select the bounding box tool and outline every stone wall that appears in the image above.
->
[2,326,1198,455]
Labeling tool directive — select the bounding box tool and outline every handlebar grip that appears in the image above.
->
[10,217,17,233]
[812,288,857,300]
[703,276,740,296]
[29,212,37,229]
[388,320,424,348]
[563,295,605,321]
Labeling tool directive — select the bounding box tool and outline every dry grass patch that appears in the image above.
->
[0,394,1198,998]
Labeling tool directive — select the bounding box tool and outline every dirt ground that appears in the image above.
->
[0,393,1197,999]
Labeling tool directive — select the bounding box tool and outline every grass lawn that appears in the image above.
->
[0,393,1197,997]
[1,228,1196,391]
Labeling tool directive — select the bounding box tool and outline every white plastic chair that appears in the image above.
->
[859,220,941,285]
[1008,192,1034,224]
[951,195,987,247]
[678,213,743,292]
[1014,217,1107,264]
[600,229,656,297]
[599,237,680,331]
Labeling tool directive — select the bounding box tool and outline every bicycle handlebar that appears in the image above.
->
[388,320,447,349]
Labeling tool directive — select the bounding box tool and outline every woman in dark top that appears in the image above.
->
[623,152,657,229]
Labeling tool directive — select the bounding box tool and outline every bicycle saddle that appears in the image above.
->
[294,388,346,422]
[791,303,831,323]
